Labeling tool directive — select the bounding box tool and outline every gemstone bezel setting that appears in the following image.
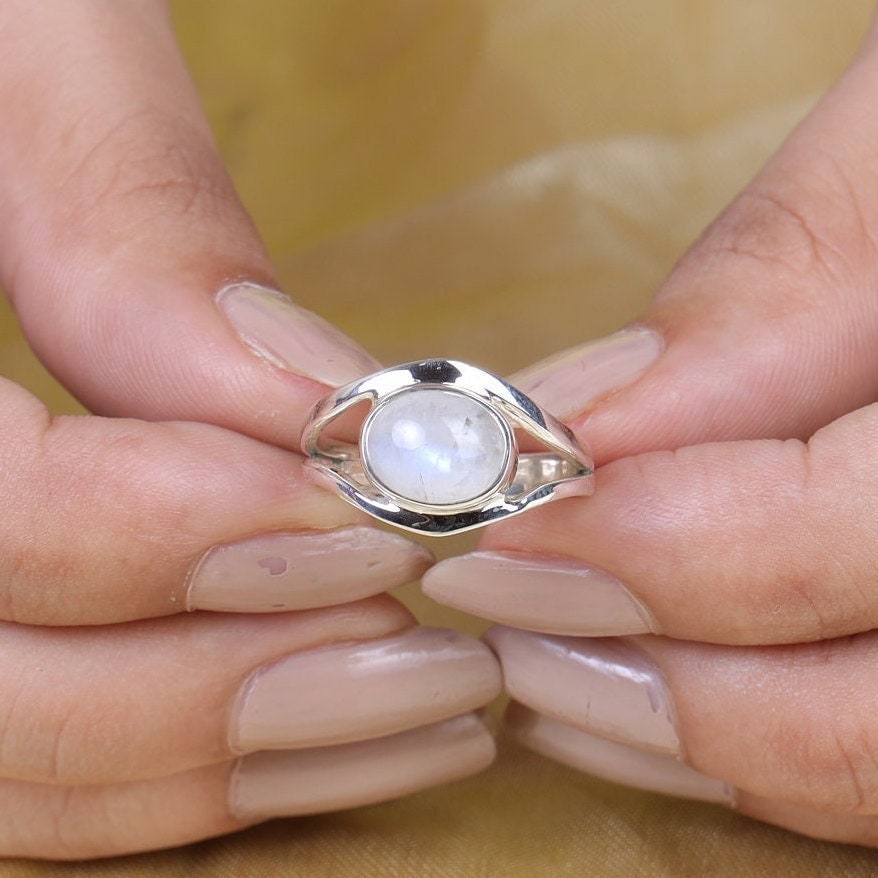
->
[300,359,594,536]
[360,385,516,513]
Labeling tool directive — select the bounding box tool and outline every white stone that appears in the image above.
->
[362,388,509,506]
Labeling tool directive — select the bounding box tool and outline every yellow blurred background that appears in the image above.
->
[4,1,878,875]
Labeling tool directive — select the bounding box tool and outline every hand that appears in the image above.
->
[423,14,878,848]
[0,1,500,859]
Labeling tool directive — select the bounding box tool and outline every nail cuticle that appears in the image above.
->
[512,325,664,421]
[217,282,381,385]
[217,284,293,371]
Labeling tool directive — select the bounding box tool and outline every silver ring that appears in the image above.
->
[300,359,594,536]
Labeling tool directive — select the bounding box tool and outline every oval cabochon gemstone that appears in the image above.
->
[361,387,510,506]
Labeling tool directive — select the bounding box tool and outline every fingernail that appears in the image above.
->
[423,551,655,636]
[506,702,734,806]
[484,627,679,755]
[187,527,433,613]
[512,326,662,420]
[217,283,381,386]
[230,627,502,752]
[231,713,495,818]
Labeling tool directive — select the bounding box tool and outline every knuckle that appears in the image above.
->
[2,552,79,625]
[698,188,835,285]
[44,702,83,786]
[30,699,87,786]
[0,664,122,786]
[818,720,878,814]
[684,151,876,304]
[616,440,870,645]
[43,786,119,861]
[773,579,838,643]
[0,417,215,626]
[766,680,878,813]
[58,110,235,235]
[5,784,115,860]
[763,438,871,643]
[806,145,878,263]
[43,787,84,858]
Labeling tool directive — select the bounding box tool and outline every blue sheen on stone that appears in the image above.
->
[362,388,509,505]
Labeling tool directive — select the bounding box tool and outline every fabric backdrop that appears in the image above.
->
[2,1,878,874]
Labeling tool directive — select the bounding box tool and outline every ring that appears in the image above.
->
[300,359,594,536]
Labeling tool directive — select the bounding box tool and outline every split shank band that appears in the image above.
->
[301,359,594,536]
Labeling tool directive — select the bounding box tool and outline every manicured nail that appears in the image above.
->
[217,283,381,386]
[512,326,662,420]
[506,702,734,806]
[484,627,679,755]
[187,526,433,613]
[231,713,495,818]
[230,627,502,752]
[423,551,655,636]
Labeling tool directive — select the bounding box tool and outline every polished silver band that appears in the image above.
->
[301,359,594,536]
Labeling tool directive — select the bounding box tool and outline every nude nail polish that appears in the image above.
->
[217,283,381,386]
[506,702,734,805]
[484,626,679,755]
[231,714,496,818]
[230,628,502,752]
[187,527,433,612]
[512,326,662,420]
[423,551,655,636]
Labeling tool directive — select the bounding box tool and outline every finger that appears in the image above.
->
[0,380,431,625]
[231,713,495,823]
[506,702,878,848]
[735,794,878,849]
[505,702,734,807]
[510,18,878,466]
[427,403,878,645]
[0,602,501,786]
[487,626,878,817]
[1,714,495,860]
[10,596,411,784]
[0,1,377,445]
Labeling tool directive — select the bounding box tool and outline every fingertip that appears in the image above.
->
[506,702,736,808]
[734,791,878,848]
[186,527,433,614]
[217,282,382,388]
[511,326,663,423]
[230,714,496,820]
[0,2,380,448]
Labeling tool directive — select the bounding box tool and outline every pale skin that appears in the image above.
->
[425,6,878,850]
[3,0,878,862]
[0,0,504,859]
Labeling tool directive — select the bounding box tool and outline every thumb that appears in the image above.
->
[0,1,377,446]
[514,23,878,465]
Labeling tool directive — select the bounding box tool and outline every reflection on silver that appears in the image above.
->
[301,359,594,536]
